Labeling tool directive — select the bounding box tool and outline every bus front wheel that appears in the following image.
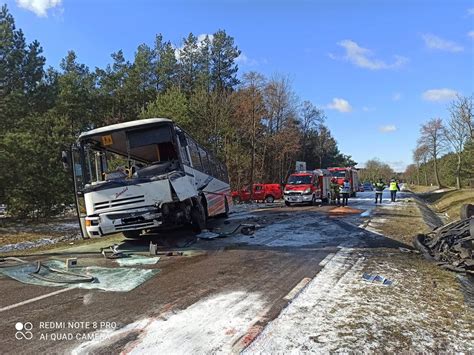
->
[191,201,207,233]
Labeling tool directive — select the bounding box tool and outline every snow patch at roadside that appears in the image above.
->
[245,247,474,352]
[0,238,58,253]
[72,291,265,355]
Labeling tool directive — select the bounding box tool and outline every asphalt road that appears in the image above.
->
[0,191,412,354]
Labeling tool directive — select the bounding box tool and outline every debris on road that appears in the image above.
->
[31,261,95,284]
[362,272,393,286]
[0,259,159,291]
[197,224,259,240]
[398,247,419,254]
[240,225,256,236]
[115,255,160,267]
[415,215,473,274]
[329,207,364,215]
[66,257,78,269]
[101,244,127,259]
[196,230,221,240]
[1,256,95,284]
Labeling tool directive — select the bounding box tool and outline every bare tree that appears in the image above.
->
[418,118,446,187]
[359,158,394,182]
[299,101,325,161]
[241,72,266,188]
[261,74,299,182]
[451,95,473,138]
[413,144,429,186]
[445,95,472,188]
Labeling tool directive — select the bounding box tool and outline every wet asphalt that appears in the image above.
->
[0,191,412,353]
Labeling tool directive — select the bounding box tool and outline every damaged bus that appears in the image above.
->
[65,118,231,238]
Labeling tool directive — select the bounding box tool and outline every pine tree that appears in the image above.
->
[209,30,240,93]
[56,51,98,134]
[140,86,190,129]
[154,34,178,92]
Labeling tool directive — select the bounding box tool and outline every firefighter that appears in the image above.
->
[374,178,385,204]
[330,178,341,205]
[389,178,401,202]
[340,179,351,206]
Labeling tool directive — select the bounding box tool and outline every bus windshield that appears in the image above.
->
[287,175,312,185]
[75,124,181,188]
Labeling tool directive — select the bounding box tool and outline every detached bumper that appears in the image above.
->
[284,194,313,203]
[85,207,162,237]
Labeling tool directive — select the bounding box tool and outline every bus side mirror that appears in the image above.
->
[61,151,70,171]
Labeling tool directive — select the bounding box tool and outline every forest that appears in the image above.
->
[0,5,355,218]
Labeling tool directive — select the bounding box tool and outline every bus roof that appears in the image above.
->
[78,118,173,140]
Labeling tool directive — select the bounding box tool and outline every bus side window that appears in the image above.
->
[199,148,211,174]
[178,135,190,166]
[209,157,217,177]
[189,141,202,171]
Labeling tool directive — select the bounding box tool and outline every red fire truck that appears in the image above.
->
[328,167,359,197]
[283,169,332,206]
[232,183,283,203]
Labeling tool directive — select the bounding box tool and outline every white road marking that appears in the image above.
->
[0,287,74,313]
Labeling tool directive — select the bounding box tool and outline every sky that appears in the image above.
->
[5,0,474,172]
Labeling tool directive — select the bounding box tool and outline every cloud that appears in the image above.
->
[388,160,407,172]
[421,33,463,52]
[326,98,353,113]
[379,125,397,133]
[235,52,260,66]
[468,31,474,39]
[16,0,62,17]
[422,88,458,102]
[197,34,214,43]
[330,40,408,70]
[468,8,474,15]
[174,34,214,60]
[362,106,375,112]
[392,92,402,101]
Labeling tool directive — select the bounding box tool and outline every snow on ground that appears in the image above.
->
[245,247,474,353]
[0,233,79,253]
[239,215,361,248]
[50,221,81,231]
[0,238,58,253]
[72,291,266,355]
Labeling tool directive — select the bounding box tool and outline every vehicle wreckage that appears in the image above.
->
[415,204,474,274]
[62,118,231,239]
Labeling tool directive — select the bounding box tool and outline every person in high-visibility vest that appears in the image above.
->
[340,179,351,206]
[374,178,385,204]
[389,178,400,202]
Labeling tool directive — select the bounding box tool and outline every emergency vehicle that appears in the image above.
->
[328,167,360,197]
[232,184,283,203]
[283,169,332,206]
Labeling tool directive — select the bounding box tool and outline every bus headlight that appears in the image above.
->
[303,188,311,195]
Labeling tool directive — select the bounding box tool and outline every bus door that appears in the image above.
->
[71,145,88,239]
